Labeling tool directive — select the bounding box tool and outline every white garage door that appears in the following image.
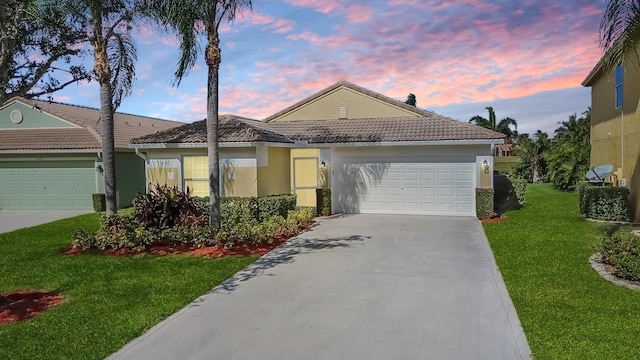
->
[334,162,475,216]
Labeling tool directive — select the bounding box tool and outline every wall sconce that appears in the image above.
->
[482,159,490,174]
[96,164,104,175]
[320,160,326,169]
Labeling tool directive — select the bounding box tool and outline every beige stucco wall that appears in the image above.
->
[269,87,419,122]
[222,165,257,197]
[257,147,290,196]
[590,59,640,221]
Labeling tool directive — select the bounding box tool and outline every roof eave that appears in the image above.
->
[582,57,604,86]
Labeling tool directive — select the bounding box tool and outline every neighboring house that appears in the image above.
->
[131,80,505,216]
[0,97,182,210]
[582,57,640,222]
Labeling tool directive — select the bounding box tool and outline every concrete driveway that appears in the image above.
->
[109,214,530,360]
[0,210,91,233]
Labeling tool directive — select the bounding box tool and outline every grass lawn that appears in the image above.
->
[484,183,640,359]
[0,214,256,359]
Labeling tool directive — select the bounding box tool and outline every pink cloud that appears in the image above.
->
[285,0,342,13]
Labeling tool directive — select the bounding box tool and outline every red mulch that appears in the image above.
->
[481,217,507,223]
[0,290,64,324]
[62,238,290,258]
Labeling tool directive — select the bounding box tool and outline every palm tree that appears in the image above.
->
[469,106,518,142]
[599,0,640,70]
[58,0,139,216]
[149,0,252,228]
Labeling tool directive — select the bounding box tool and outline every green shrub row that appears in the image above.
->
[476,188,495,219]
[72,208,314,251]
[510,177,527,208]
[197,194,298,226]
[578,182,631,222]
[601,228,640,281]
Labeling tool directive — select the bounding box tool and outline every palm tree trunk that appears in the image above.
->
[94,30,117,216]
[205,32,221,228]
[100,81,117,216]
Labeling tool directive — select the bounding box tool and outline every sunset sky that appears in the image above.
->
[50,0,607,136]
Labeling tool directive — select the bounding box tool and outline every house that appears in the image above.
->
[131,81,505,216]
[0,97,182,210]
[582,56,640,222]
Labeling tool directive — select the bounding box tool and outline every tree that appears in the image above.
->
[0,0,91,103]
[405,93,416,106]
[469,106,518,143]
[599,0,640,71]
[546,109,591,190]
[60,0,140,216]
[513,130,551,182]
[149,0,252,228]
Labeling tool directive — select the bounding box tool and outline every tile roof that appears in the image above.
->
[264,80,435,122]
[0,97,182,151]
[268,116,505,143]
[132,114,294,144]
[133,114,504,146]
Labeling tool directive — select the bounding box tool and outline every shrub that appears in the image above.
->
[316,188,331,216]
[579,185,630,222]
[220,197,258,226]
[602,228,640,281]
[92,193,106,212]
[257,194,297,221]
[510,177,527,208]
[133,184,207,229]
[476,188,495,219]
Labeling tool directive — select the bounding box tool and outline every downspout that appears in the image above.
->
[134,147,147,161]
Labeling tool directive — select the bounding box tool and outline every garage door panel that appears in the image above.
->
[0,161,95,210]
[335,160,475,216]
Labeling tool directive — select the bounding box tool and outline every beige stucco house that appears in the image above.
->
[131,81,504,216]
[582,55,640,222]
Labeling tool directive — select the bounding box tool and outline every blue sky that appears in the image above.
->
[50,0,606,136]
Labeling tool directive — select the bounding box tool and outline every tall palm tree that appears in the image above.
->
[60,0,139,216]
[148,0,252,228]
[599,0,640,70]
[469,106,518,142]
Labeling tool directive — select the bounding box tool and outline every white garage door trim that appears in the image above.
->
[333,155,476,216]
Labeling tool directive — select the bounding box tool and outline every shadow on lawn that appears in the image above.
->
[190,234,368,303]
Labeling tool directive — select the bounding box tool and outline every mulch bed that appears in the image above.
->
[0,290,64,325]
[61,237,291,258]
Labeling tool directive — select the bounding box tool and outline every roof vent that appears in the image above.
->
[10,109,23,124]
[338,104,347,119]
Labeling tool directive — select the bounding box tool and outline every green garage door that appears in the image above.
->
[0,161,96,210]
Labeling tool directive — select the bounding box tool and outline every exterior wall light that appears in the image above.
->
[482,159,490,174]
[320,160,326,169]
[96,164,104,175]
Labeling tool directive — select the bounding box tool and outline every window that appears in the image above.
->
[615,63,623,109]
[183,156,209,197]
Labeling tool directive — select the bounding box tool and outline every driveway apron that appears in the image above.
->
[0,210,90,234]
[108,214,531,360]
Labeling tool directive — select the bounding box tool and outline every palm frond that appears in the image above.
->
[600,0,640,70]
[107,31,137,109]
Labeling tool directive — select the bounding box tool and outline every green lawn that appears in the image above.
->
[484,183,640,359]
[0,214,256,359]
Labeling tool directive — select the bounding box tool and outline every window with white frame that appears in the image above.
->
[615,63,623,109]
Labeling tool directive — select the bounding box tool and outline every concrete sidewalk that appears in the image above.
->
[109,214,531,360]
[0,210,90,233]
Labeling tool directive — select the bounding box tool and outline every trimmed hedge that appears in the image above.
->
[510,177,527,208]
[578,183,631,222]
[92,193,106,212]
[316,188,331,216]
[198,194,298,225]
[602,228,640,281]
[476,188,495,219]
